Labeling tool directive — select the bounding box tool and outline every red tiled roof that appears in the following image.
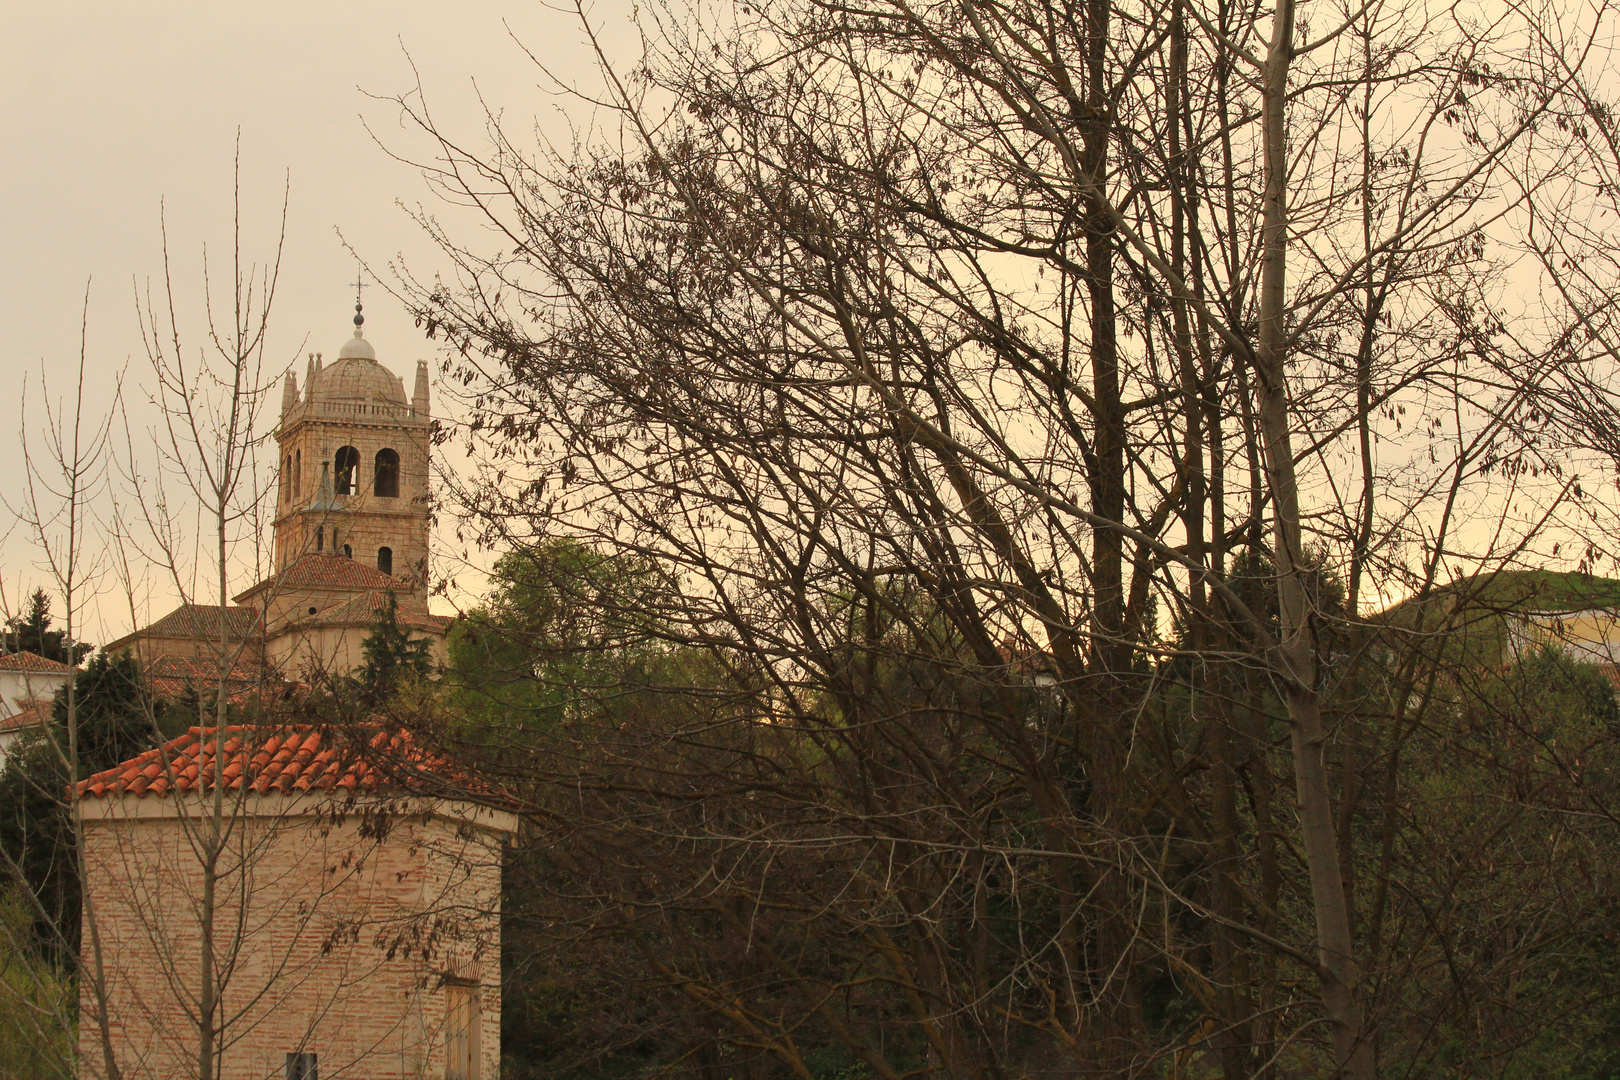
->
[147,680,274,708]
[0,699,52,734]
[103,605,263,654]
[1595,663,1620,690]
[299,591,452,634]
[76,725,489,801]
[235,554,404,603]
[0,650,71,673]
[145,655,283,707]
[144,655,264,684]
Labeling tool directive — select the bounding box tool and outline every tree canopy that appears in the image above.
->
[394,0,1620,1072]
[4,589,91,665]
[355,592,435,704]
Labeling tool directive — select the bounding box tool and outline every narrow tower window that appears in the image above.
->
[343,544,352,559]
[377,547,393,576]
[316,527,324,552]
[374,447,400,498]
[334,446,361,495]
[294,449,301,495]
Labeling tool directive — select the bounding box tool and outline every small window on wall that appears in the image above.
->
[294,449,301,495]
[343,544,352,559]
[444,981,482,1080]
[374,448,400,498]
[334,446,361,495]
[377,547,393,576]
[316,527,324,552]
[285,1052,318,1080]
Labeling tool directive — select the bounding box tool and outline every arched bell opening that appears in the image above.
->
[334,446,361,495]
[374,448,400,498]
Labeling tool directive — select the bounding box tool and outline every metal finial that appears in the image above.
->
[351,266,368,330]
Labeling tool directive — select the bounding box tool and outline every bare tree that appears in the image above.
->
[0,285,123,1079]
[111,140,289,1080]
[389,0,1620,1076]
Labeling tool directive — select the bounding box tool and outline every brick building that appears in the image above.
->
[77,725,513,1080]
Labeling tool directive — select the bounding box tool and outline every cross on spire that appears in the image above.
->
[352,265,367,330]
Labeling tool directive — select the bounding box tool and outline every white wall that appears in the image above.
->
[0,667,67,717]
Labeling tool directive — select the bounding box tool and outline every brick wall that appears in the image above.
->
[78,793,510,1080]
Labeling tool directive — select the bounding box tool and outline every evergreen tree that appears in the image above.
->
[52,651,158,773]
[0,652,158,968]
[356,592,433,703]
[4,589,92,663]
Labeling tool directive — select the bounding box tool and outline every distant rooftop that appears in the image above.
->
[103,605,262,655]
[0,650,71,673]
[0,699,52,734]
[235,553,405,604]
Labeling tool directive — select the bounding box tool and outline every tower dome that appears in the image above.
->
[307,302,407,404]
[312,353,407,404]
[337,327,376,362]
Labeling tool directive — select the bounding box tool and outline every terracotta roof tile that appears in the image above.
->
[138,655,283,706]
[75,724,494,801]
[0,699,53,734]
[235,554,404,604]
[143,655,263,684]
[104,605,263,654]
[147,679,279,708]
[0,651,71,673]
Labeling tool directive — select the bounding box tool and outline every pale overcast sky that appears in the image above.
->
[0,1,639,643]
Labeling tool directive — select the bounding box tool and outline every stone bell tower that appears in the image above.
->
[273,299,433,595]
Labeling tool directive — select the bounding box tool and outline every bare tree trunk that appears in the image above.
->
[196,515,231,1080]
[63,298,124,1080]
[7,287,125,1080]
[131,139,287,1080]
[1251,2,1369,1074]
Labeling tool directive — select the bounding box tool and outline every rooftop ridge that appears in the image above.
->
[74,723,499,803]
[234,552,406,604]
[0,650,72,673]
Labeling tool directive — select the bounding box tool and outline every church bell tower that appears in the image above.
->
[272,299,433,595]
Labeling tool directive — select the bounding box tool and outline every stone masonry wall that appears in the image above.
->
[273,412,432,593]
